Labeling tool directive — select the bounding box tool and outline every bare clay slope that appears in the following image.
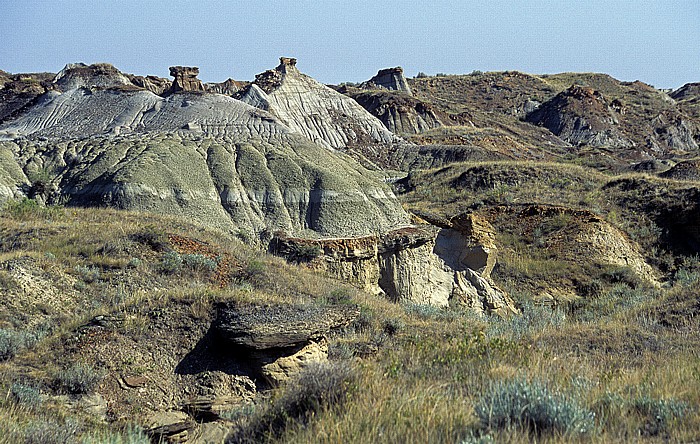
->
[0,63,409,239]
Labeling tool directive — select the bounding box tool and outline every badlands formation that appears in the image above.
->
[1,57,700,443]
[0,58,516,312]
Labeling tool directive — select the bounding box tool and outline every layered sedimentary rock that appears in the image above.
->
[347,89,443,135]
[670,82,700,101]
[0,61,410,238]
[272,221,517,314]
[54,63,134,91]
[0,60,517,311]
[526,85,632,147]
[1,134,409,238]
[0,72,55,121]
[205,78,247,95]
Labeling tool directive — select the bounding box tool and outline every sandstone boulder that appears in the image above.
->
[435,212,498,278]
[261,338,328,386]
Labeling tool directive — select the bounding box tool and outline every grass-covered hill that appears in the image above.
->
[0,198,699,443]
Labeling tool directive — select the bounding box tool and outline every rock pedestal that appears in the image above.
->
[168,66,204,93]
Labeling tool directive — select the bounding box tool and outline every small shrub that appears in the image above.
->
[575,278,603,297]
[236,362,358,441]
[0,328,40,360]
[75,265,101,283]
[277,361,357,416]
[475,378,595,437]
[0,329,21,360]
[220,403,257,422]
[24,418,80,444]
[673,263,700,287]
[351,308,373,333]
[487,302,565,339]
[415,71,428,78]
[235,228,254,244]
[126,257,142,269]
[10,382,42,408]
[382,318,405,336]
[325,287,352,304]
[243,259,266,283]
[182,253,217,273]
[159,251,183,274]
[633,395,688,436]
[3,197,63,220]
[54,362,104,395]
[404,303,465,322]
[601,266,642,289]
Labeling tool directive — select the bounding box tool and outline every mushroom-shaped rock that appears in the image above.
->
[213,303,360,350]
[168,66,204,93]
[278,57,298,72]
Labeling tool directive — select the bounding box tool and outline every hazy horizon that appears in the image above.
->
[1,0,698,89]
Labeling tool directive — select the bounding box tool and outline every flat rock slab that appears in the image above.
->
[143,410,195,438]
[213,303,359,350]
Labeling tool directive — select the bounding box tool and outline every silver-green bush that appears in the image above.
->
[54,362,104,395]
[475,378,595,436]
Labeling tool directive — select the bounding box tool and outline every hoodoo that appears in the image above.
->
[167,66,205,93]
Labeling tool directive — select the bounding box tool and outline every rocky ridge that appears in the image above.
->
[242,58,399,150]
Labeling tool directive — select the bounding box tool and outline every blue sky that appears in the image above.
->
[1,0,698,89]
